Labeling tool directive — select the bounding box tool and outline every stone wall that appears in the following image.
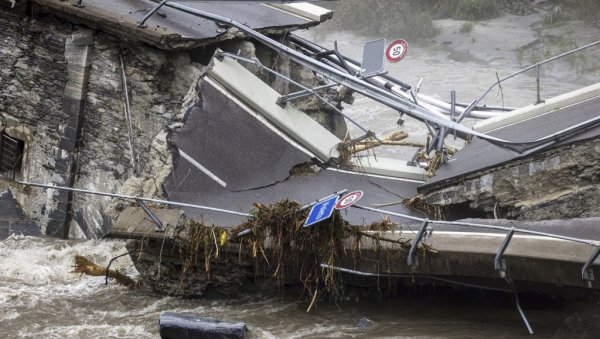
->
[68,32,201,238]
[421,138,600,220]
[0,11,70,235]
[0,189,39,239]
[1,10,202,238]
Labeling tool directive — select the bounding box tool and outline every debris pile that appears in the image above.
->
[73,199,436,305]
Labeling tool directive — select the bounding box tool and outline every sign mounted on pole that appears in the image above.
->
[360,38,385,77]
[335,190,363,210]
[385,39,409,63]
[304,195,339,227]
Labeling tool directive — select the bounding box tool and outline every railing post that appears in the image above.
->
[137,199,165,232]
[494,228,515,278]
[535,64,542,105]
[137,0,168,28]
[450,90,458,140]
[407,219,429,267]
[582,244,600,285]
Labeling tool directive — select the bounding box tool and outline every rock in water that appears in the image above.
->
[159,312,247,339]
[356,317,374,330]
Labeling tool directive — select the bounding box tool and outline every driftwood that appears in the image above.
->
[71,255,137,288]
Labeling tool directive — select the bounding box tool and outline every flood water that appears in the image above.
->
[2,7,600,339]
[0,236,585,338]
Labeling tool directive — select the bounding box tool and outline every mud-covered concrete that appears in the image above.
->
[420,138,600,220]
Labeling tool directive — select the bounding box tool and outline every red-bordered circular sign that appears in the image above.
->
[335,190,363,210]
[385,39,409,63]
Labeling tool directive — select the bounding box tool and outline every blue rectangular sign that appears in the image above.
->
[304,195,339,227]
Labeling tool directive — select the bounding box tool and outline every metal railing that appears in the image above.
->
[463,40,600,119]
[350,203,600,335]
[350,204,600,280]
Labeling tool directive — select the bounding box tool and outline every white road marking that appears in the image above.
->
[179,149,227,188]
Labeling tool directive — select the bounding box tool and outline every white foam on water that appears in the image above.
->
[99,296,175,318]
[0,236,141,337]
[247,327,278,339]
[0,235,134,286]
[17,324,152,339]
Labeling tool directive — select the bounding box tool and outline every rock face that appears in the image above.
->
[420,138,600,220]
[0,13,71,235]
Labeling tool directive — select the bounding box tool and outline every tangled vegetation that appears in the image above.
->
[169,199,435,308]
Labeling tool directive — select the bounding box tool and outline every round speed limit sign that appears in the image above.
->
[385,39,409,63]
[335,190,363,210]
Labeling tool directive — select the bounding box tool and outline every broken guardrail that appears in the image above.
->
[351,204,600,335]
[14,180,254,223]
[350,204,600,283]
[126,1,600,157]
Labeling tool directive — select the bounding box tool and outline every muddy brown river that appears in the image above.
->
[0,236,588,338]
[2,9,600,339]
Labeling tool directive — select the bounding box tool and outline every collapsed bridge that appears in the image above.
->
[1,0,600,334]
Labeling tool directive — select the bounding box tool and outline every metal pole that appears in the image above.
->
[276,83,340,106]
[514,293,534,335]
[407,219,429,267]
[582,245,600,281]
[350,204,599,246]
[494,228,515,277]
[535,64,542,104]
[137,199,166,232]
[450,91,456,121]
[451,91,457,140]
[218,52,379,140]
[16,180,254,218]
[137,0,168,28]
[119,54,139,175]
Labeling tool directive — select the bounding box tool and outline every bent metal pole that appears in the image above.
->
[15,180,254,218]
[148,1,494,141]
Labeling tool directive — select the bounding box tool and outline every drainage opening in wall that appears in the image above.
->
[442,201,489,221]
[0,131,25,180]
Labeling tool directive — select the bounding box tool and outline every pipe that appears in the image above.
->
[16,180,254,218]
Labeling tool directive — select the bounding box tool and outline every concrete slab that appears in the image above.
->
[166,164,422,227]
[475,83,600,133]
[173,77,312,192]
[110,206,184,239]
[422,94,600,190]
[34,0,325,49]
[208,56,341,161]
[268,3,333,22]
[351,156,427,181]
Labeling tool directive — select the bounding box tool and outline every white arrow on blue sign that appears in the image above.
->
[304,195,339,227]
